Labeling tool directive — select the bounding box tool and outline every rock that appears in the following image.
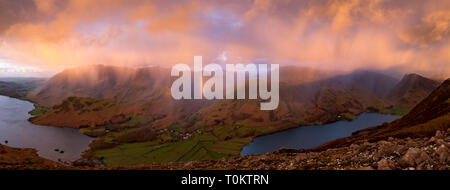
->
[59,150,64,154]
[435,130,443,139]
[377,159,395,170]
[357,166,374,170]
[375,141,396,159]
[286,162,296,170]
[54,149,59,152]
[436,145,449,162]
[405,140,416,147]
[349,144,359,150]
[240,160,250,167]
[295,153,307,162]
[257,154,269,161]
[394,144,408,155]
[183,161,193,168]
[436,139,449,148]
[4,140,8,144]
[399,148,431,167]
[378,140,393,146]
[416,162,427,170]
[358,142,371,152]
[429,136,436,143]
[72,158,105,167]
[377,159,396,170]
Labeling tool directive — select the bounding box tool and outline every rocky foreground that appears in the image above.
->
[0,144,67,170]
[117,129,450,170]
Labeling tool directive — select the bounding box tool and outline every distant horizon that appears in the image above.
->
[2,63,448,82]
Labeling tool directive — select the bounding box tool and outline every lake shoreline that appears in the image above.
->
[0,95,94,163]
[240,112,400,156]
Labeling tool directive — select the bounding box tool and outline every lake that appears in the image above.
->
[240,113,400,156]
[0,95,93,162]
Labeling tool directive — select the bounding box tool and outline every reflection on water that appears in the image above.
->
[241,113,400,156]
[0,95,93,162]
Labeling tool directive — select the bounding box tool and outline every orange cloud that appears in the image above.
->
[0,0,448,77]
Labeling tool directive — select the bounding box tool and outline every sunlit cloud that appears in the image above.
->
[0,0,448,77]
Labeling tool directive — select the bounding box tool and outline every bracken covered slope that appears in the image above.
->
[317,78,450,149]
[0,144,67,170]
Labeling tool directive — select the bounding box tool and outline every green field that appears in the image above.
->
[380,107,410,116]
[28,104,49,117]
[90,113,272,166]
[94,133,252,166]
[123,115,150,127]
[80,127,106,137]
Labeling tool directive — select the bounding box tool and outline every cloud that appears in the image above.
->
[399,10,450,47]
[0,0,448,77]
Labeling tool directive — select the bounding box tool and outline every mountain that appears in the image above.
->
[29,97,138,128]
[318,78,450,149]
[325,70,400,98]
[124,79,450,170]
[6,78,450,170]
[10,65,449,169]
[29,65,171,106]
[186,70,397,136]
[387,73,440,108]
[28,65,441,165]
[28,65,409,138]
[0,78,46,100]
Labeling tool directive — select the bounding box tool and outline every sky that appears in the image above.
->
[0,0,449,78]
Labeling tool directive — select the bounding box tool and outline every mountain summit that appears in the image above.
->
[387,73,440,108]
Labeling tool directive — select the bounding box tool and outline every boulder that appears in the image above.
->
[436,145,449,163]
[377,159,395,170]
[399,148,431,167]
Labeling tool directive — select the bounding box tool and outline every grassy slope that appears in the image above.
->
[94,133,252,166]
[29,97,141,128]
[379,106,410,116]
[0,144,66,170]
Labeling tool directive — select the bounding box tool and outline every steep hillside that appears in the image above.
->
[29,65,171,106]
[327,70,399,98]
[387,73,440,108]
[317,78,450,149]
[28,65,214,129]
[29,97,141,128]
